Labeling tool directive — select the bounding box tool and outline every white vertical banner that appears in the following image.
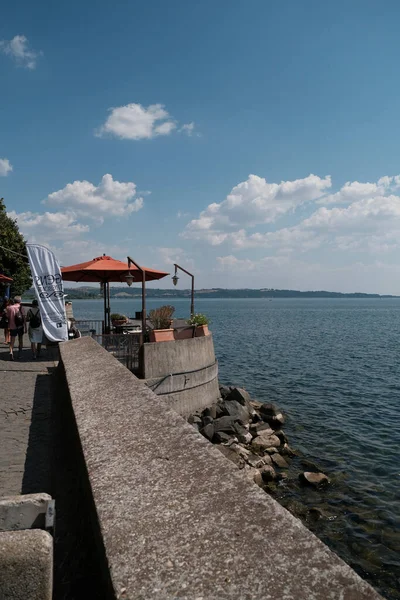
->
[26,244,68,342]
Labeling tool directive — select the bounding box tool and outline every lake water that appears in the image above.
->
[72,297,400,599]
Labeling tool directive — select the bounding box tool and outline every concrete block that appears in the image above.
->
[0,529,53,600]
[0,493,53,532]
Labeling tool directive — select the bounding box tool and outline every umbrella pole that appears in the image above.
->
[142,270,146,341]
[107,281,111,333]
[103,280,107,333]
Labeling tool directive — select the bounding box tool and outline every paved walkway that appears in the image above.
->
[0,336,58,497]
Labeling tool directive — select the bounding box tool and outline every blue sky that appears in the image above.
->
[2,0,400,292]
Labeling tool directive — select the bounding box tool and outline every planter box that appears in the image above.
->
[174,326,195,340]
[195,324,209,337]
[149,328,175,343]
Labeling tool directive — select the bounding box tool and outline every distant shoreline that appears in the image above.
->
[26,287,399,300]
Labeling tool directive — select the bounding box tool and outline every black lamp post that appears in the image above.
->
[172,263,194,317]
[127,256,146,340]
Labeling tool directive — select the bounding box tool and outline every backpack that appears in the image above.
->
[29,309,41,329]
[14,308,24,327]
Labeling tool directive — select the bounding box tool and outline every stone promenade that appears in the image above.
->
[0,336,58,497]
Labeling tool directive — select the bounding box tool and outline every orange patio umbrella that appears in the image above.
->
[0,274,13,283]
[61,254,169,332]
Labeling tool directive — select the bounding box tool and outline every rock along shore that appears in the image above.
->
[188,385,329,501]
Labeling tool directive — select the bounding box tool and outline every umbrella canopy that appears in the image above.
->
[61,254,169,335]
[0,274,13,283]
[61,255,169,283]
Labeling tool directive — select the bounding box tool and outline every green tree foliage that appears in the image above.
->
[0,198,32,296]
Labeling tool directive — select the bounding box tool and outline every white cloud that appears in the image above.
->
[179,122,197,136]
[0,158,12,176]
[0,35,41,69]
[183,172,400,259]
[302,195,400,231]
[8,210,89,241]
[184,173,331,243]
[317,175,400,205]
[97,103,177,140]
[44,173,144,222]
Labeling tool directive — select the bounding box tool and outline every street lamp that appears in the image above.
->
[127,256,146,343]
[172,267,179,287]
[172,263,194,317]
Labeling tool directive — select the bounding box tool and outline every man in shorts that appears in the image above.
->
[6,296,27,360]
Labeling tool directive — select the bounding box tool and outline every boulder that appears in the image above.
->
[203,405,217,419]
[252,470,263,487]
[215,401,227,418]
[214,431,235,445]
[261,412,285,428]
[262,454,272,466]
[200,423,214,441]
[188,415,202,425]
[251,433,281,451]
[281,443,296,457]
[202,415,214,427]
[246,454,265,469]
[215,445,245,468]
[220,399,250,424]
[231,444,251,459]
[249,422,274,437]
[300,472,329,487]
[274,430,288,444]
[239,432,253,445]
[271,454,289,469]
[249,399,263,411]
[242,466,263,487]
[219,385,232,399]
[261,465,277,482]
[213,416,238,434]
[265,447,279,454]
[259,402,278,418]
[225,387,252,406]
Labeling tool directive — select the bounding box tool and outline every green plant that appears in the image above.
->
[188,313,209,326]
[148,305,175,329]
[0,198,32,296]
[110,313,127,321]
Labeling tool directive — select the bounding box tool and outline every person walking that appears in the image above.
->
[6,296,26,360]
[0,296,10,344]
[26,299,43,359]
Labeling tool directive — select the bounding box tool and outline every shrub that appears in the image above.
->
[188,313,209,326]
[110,313,127,321]
[148,305,175,329]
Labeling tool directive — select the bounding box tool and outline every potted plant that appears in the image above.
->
[188,313,210,337]
[148,305,175,342]
[111,313,128,327]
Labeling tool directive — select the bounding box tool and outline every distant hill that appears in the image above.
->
[25,287,398,300]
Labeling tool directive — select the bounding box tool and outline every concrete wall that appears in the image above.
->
[142,334,220,416]
[57,337,383,600]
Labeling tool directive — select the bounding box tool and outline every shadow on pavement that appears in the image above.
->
[21,373,53,495]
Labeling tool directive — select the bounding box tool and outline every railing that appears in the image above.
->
[92,333,141,374]
[73,320,104,336]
